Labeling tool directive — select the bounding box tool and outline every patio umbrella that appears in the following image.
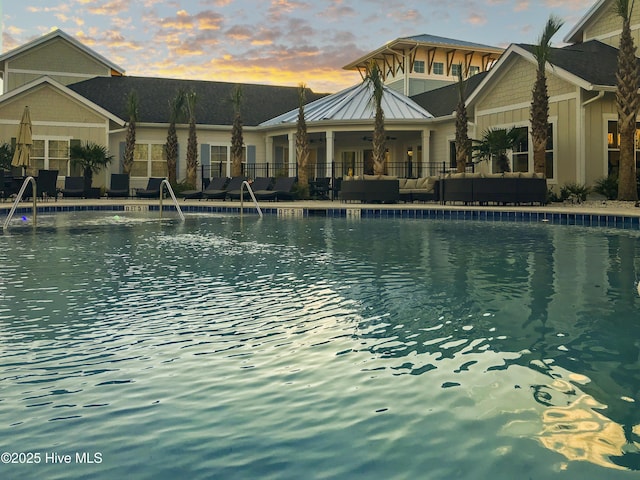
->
[11,106,32,175]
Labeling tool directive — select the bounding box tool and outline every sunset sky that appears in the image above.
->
[2,0,595,93]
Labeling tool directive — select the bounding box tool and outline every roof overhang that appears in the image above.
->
[564,0,608,44]
[465,43,603,108]
[343,36,503,81]
[0,75,126,126]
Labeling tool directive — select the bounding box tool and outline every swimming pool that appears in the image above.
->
[1,212,639,479]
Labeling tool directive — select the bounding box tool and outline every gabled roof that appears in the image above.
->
[410,72,488,118]
[0,29,125,75]
[517,40,623,89]
[260,81,433,127]
[0,75,125,126]
[68,76,328,126]
[564,0,609,44]
[343,34,503,72]
[466,40,624,107]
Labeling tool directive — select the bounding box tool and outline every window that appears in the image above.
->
[607,120,640,176]
[131,143,167,177]
[433,62,444,75]
[512,127,529,172]
[469,66,480,76]
[413,60,425,73]
[32,138,70,175]
[211,145,229,177]
[451,64,461,78]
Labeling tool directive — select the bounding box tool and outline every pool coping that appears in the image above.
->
[2,198,640,230]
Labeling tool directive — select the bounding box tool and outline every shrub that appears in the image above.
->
[560,182,590,203]
[593,175,618,200]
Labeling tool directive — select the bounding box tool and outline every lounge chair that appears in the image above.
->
[36,169,59,201]
[226,177,272,200]
[106,174,130,198]
[181,176,227,200]
[203,176,247,200]
[135,177,164,198]
[309,177,331,200]
[60,176,85,198]
[254,176,296,201]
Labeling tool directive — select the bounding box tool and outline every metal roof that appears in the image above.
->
[261,81,433,126]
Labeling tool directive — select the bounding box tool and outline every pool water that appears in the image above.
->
[1,212,640,479]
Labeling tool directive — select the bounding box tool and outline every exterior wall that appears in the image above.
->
[583,93,617,184]
[5,37,111,92]
[582,1,640,47]
[385,45,499,95]
[474,54,582,185]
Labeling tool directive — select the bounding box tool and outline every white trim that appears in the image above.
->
[0,75,125,126]
[7,68,102,79]
[0,118,107,128]
[563,0,606,43]
[476,92,578,118]
[0,29,125,74]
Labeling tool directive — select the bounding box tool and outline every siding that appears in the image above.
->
[583,93,617,184]
[10,37,110,76]
[583,3,640,46]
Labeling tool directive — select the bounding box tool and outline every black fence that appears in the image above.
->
[202,161,474,183]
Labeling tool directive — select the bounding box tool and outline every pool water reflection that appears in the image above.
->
[0,213,639,479]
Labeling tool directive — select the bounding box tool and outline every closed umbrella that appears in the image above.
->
[11,106,32,175]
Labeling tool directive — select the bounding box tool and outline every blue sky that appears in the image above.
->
[2,0,595,93]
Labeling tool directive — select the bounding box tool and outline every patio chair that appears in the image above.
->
[203,176,247,200]
[60,176,85,198]
[135,177,164,198]
[226,177,272,200]
[181,176,227,200]
[36,169,59,201]
[254,176,296,201]
[310,177,331,200]
[106,174,130,198]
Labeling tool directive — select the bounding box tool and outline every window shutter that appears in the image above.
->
[247,145,256,164]
[200,143,210,179]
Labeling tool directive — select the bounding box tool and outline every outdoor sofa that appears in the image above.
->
[441,172,547,205]
[340,175,400,203]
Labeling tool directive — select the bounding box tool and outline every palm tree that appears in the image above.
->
[473,127,522,173]
[296,83,310,198]
[122,90,138,175]
[184,90,198,188]
[70,141,114,191]
[531,15,564,177]
[166,89,186,185]
[368,62,386,175]
[230,85,244,177]
[454,64,471,173]
[615,0,640,201]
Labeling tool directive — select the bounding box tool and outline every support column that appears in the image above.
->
[325,130,335,177]
[422,129,431,174]
[288,133,296,176]
[265,136,273,171]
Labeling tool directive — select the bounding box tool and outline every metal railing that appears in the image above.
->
[159,179,185,221]
[3,176,37,230]
[239,181,263,218]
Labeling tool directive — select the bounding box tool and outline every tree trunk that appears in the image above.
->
[618,123,638,200]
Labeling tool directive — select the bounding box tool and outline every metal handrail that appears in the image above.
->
[3,176,37,230]
[159,179,185,221]
[239,181,263,218]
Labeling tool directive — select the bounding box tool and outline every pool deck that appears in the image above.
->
[2,197,640,228]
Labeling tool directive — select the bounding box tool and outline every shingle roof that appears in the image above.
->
[68,76,328,126]
[517,40,622,87]
[261,81,433,126]
[410,72,488,118]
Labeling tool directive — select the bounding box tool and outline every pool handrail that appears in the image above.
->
[159,179,185,221]
[239,181,263,218]
[3,176,37,230]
